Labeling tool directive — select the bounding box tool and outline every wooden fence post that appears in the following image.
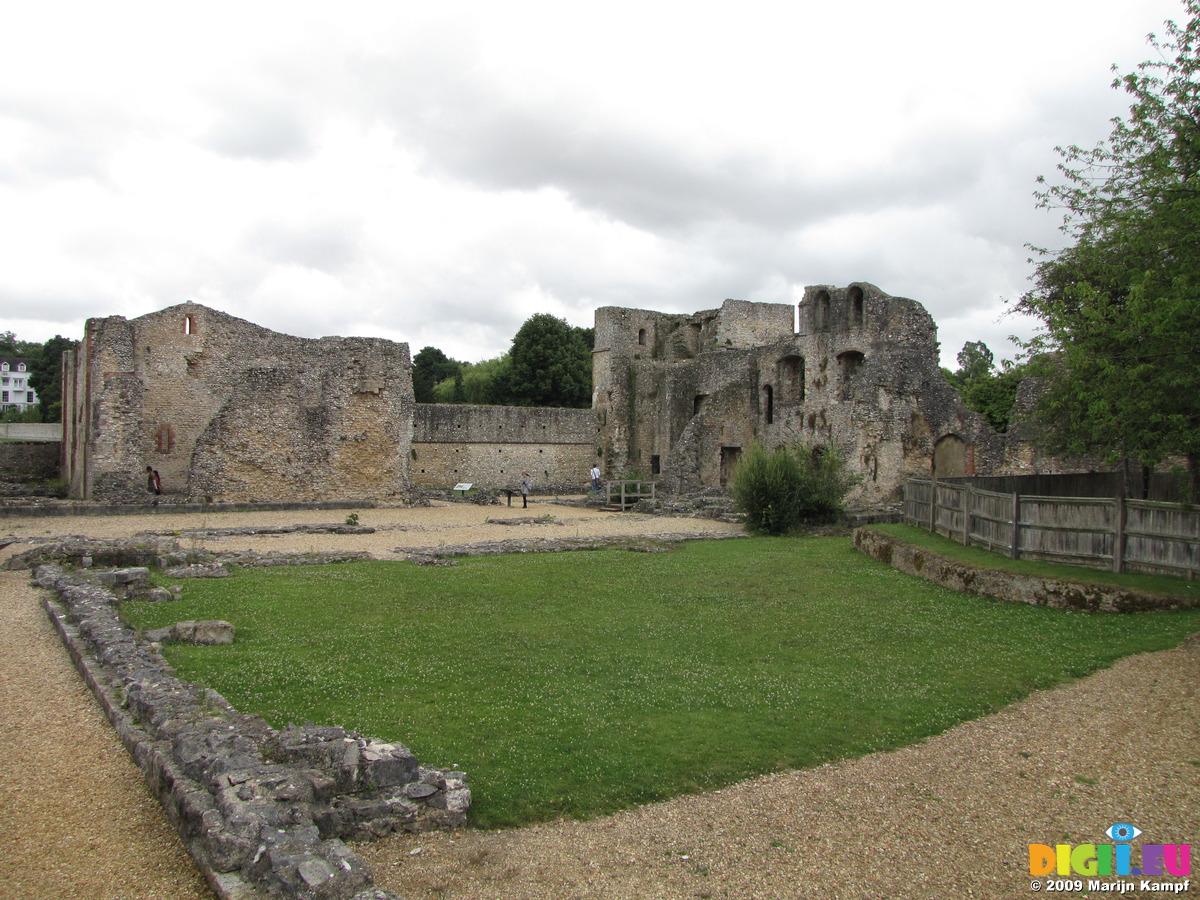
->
[1010,490,1021,559]
[929,477,938,533]
[1113,493,1127,574]
[963,485,972,545]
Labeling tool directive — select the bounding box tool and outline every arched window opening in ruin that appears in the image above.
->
[837,351,865,400]
[763,384,774,424]
[638,328,647,346]
[933,434,967,479]
[849,286,864,328]
[815,291,831,331]
[184,314,196,335]
[694,394,706,416]
[777,355,805,401]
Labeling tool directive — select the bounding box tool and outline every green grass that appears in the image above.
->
[122,537,1200,828]
[870,523,1200,598]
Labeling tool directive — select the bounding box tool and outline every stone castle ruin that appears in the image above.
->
[61,284,1033,507]
[594,283,1013,507]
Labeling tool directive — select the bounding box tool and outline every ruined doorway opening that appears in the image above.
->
[849,286,864,328]
[777,355,805,401]
[837,351,865,400]
[651,454,661,475]
[720,446,742,488]
[933,434,967,479]
[814,291,831,331]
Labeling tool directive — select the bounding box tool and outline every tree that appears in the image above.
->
[412,347,462,403]
[955,341,994,383]
[1014,2,1200,496]
[0,331,40,357]
[505,314,592,408]
[944,341,1025,433]
[30,335,75,422]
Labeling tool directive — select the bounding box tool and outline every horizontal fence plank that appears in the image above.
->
[902,478,1198,580]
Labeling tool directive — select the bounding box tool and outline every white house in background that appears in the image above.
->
[0,358,39,413]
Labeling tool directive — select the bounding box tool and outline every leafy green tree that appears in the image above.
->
[506,314,592,408]
[412,347,462,403]
[432,355,512,404]
[955,341,994,383]
[731,442,852,535]
[944,341,1025,433]
[0,331,40,357]
[0,405,42,424]
[1014,2,1200,496]
[30,335,74,422]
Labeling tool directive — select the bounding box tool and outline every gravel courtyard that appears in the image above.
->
[1,501,1195,899]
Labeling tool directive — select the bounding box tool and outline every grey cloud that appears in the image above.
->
[0,95,125,185]
[203,100,313,161]
[245,221,362,274]
[363,57,1004,240]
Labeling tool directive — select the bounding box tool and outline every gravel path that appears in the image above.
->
[2,502,1196,899]
[0,569,213,900]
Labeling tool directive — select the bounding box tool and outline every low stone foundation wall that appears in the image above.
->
[853,527,1199,613]
[25,552,470,900]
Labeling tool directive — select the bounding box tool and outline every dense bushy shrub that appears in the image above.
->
[731,442,852,535]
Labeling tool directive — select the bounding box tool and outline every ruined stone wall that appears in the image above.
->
[595,285,1008,507]
[412,404,598,492]
[63,304,414,503]
[0,441,60,481]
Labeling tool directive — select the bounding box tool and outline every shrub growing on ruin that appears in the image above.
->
[731,442,851,535]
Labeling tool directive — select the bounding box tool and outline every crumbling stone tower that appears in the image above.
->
[593,283,1003,507]
[62,303,414,503]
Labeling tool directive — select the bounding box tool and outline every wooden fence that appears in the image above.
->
[603,480,657,510]
[903,478,1199,579]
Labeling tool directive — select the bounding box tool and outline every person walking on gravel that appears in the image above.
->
[520,473,532,508]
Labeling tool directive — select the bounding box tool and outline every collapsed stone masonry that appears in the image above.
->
[593,283,1010,508]
[27,553,468,900]
[63,304,415,504]
[60,284,1032,507]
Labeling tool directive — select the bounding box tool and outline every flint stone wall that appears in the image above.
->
[62,304,414,504]
[30,561,469,900]
[593,284,1008,507]
[412,403,599,493]
[0,440,60,480]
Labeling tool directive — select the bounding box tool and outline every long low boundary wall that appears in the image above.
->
[903,478,1199,580]
[0,422,61,441]
[853,527,1200,613]
[23,550,469,900]
[412,403,599,492]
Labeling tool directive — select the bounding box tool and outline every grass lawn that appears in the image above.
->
[121,537,1200,828]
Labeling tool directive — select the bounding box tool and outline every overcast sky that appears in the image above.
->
[0,0,1185,369]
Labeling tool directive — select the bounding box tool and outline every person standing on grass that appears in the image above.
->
[520,472,532,508]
